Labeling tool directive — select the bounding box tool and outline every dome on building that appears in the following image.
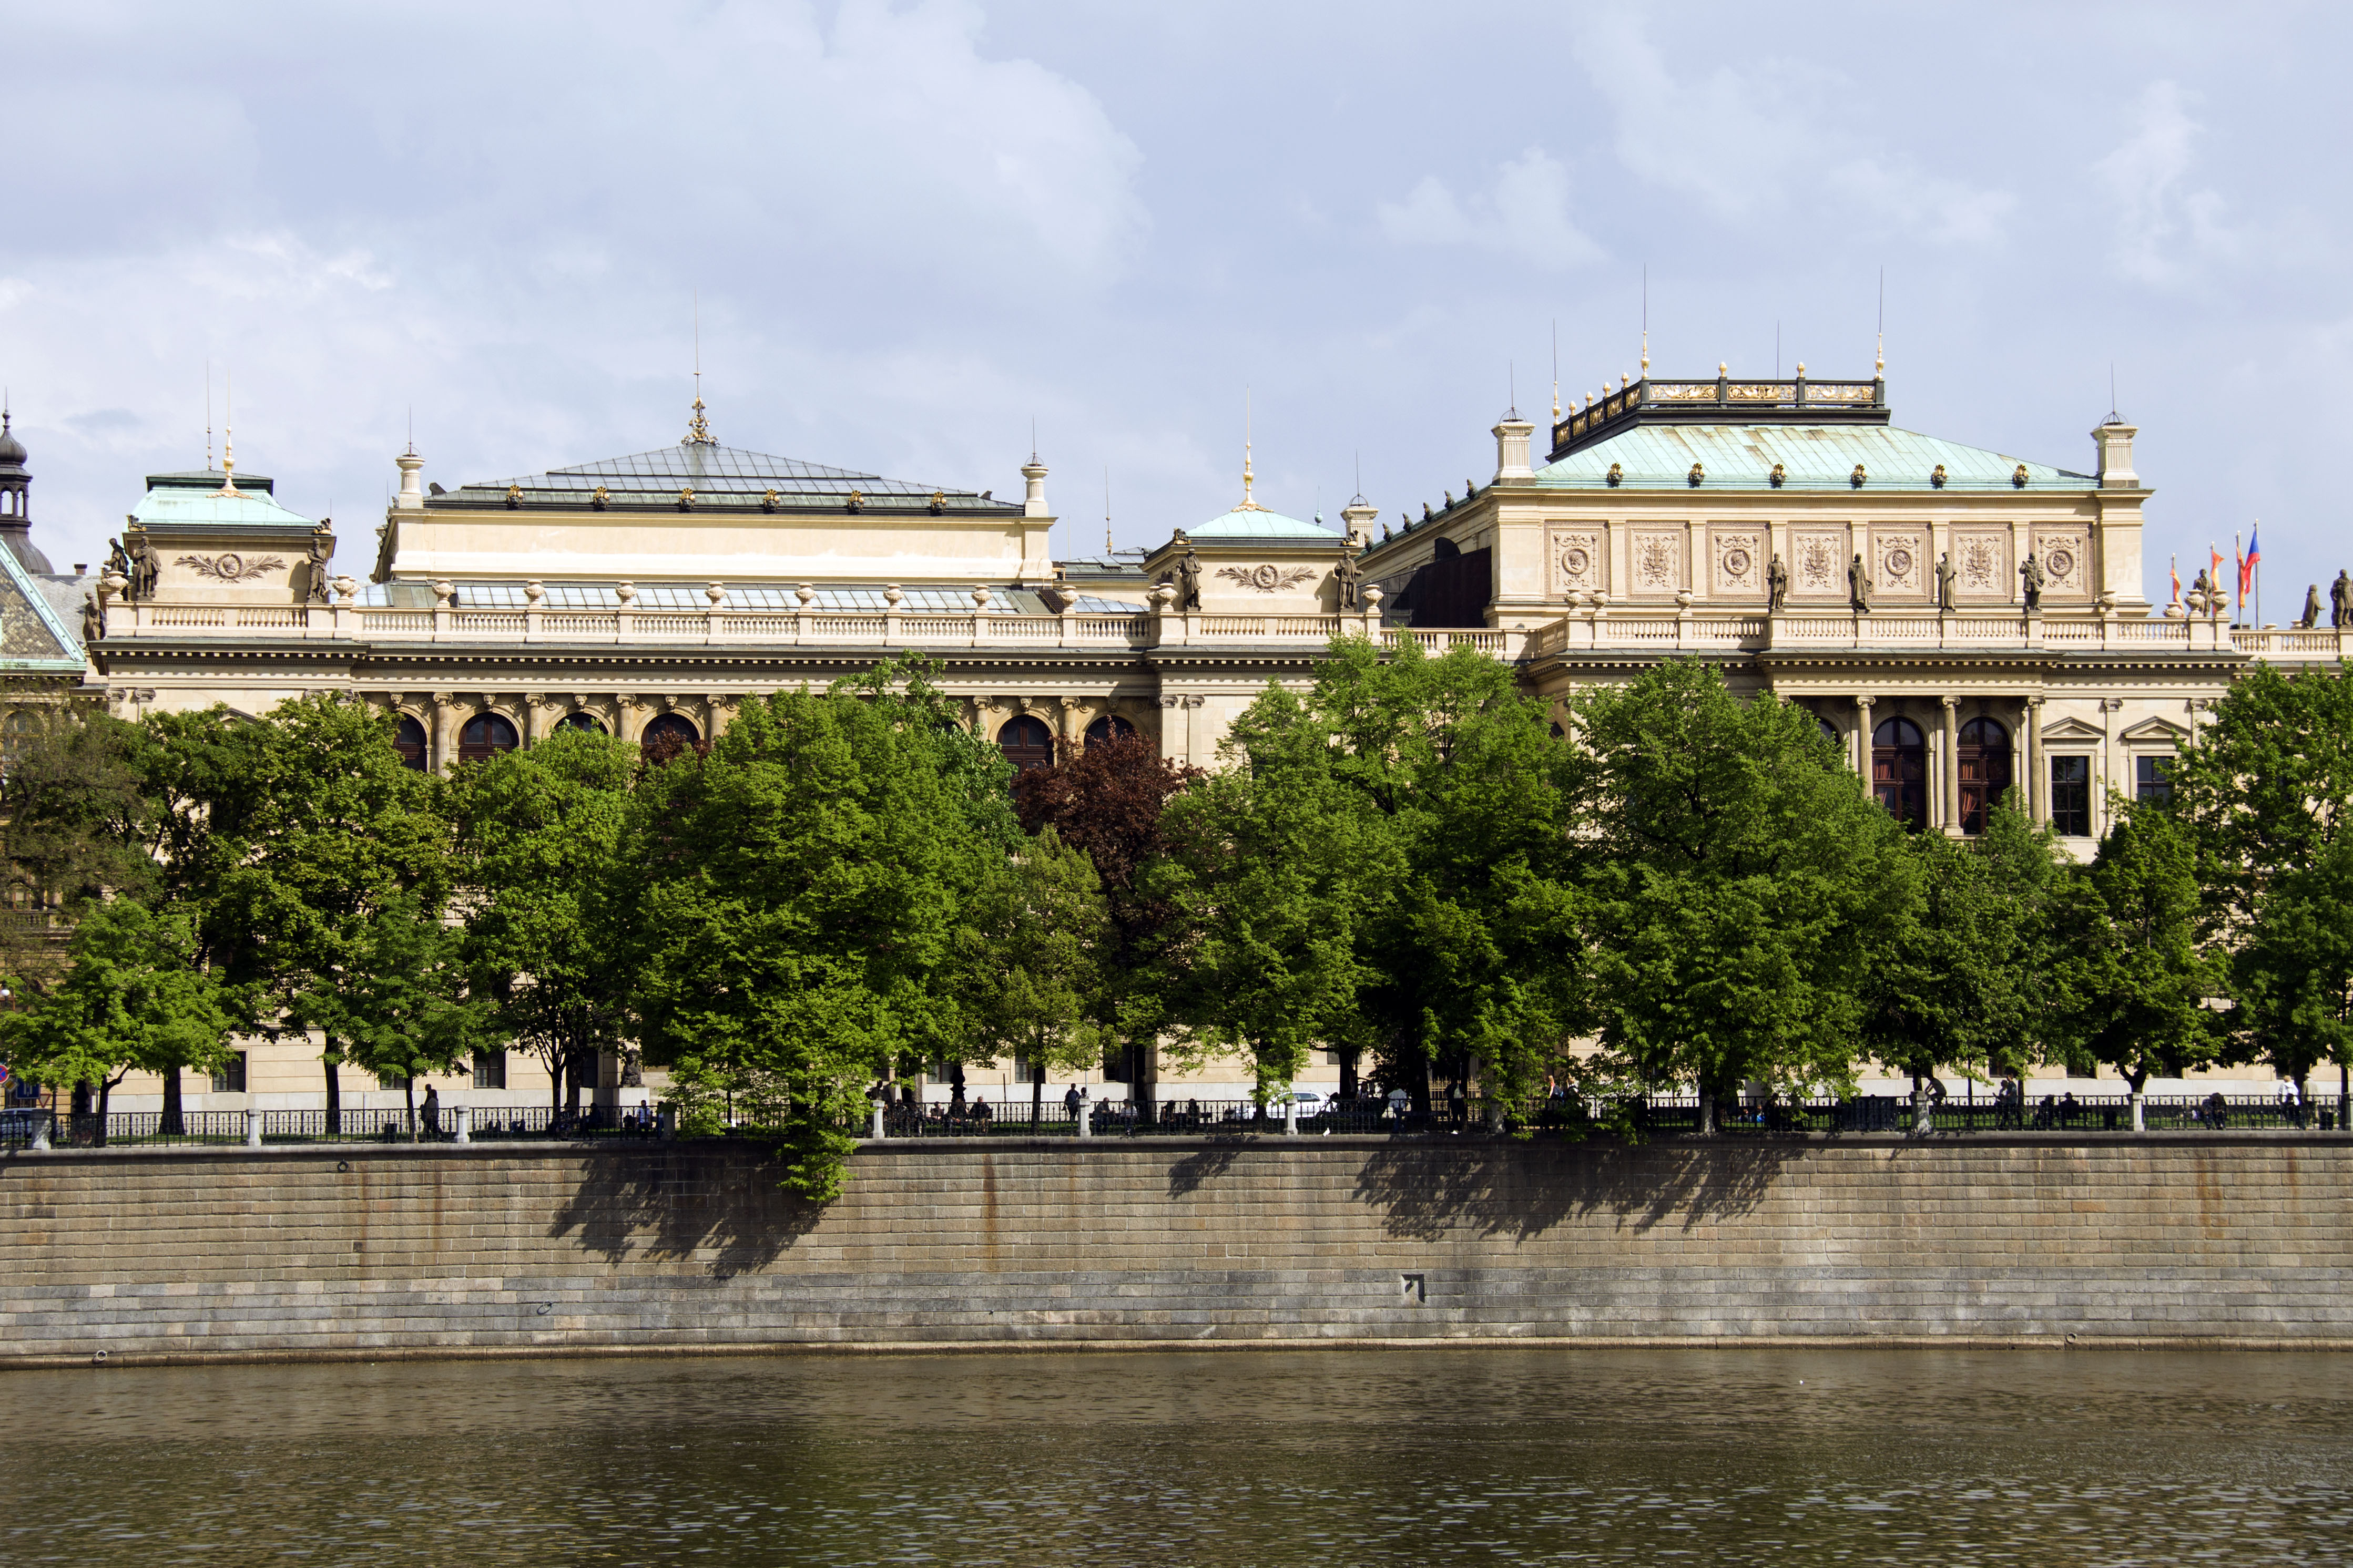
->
[0,412,26,470]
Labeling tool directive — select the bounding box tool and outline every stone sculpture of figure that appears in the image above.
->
[307,533,333,606]
[1934,551,1957,612]
[1848,552,1871,612]
[1334,549,1361,611]
[106,537,132,587]
[80,593,102,645]
[2300,584,2323,629]
[2020,552,2045,611]
[2333,569,2351,628]
[1176,546,1203,611]
[1766,553,1788,611]
[132,539,162,602]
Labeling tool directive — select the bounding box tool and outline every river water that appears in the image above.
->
[0,1348,2346,1564]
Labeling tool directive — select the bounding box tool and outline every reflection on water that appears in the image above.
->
[0,1348,2347,1565]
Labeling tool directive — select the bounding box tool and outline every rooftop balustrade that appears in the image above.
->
[99,595,2338,664]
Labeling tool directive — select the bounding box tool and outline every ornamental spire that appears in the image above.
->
[1237,387,1260,510]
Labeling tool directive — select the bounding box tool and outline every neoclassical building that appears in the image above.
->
[66,367,2345,1110]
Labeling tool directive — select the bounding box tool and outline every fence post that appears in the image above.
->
[1284,1096,1299,1136]
[30,1111,50,1151]
[1077,1093,1092,1140]
[870,1099,887,1141]
[2130,1091,2145,1133]
[452,1104,471,1145]
[245,1106,263,1149]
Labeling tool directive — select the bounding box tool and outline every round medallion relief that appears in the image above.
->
[1562,546,1591,578]
[2047,548,2076,579]
[215,552,245,579]
[1723,547,1752,579]
[1249,563,1280,590]
[1885,547,1914,577]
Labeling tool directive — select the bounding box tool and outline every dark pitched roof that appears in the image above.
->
[434,442,1018,516]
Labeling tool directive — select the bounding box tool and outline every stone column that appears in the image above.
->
[430,692,459,775]
[1941,695,1962,834]
[523,693,554,746]
[1159,695,1183,763]
[1058,694,1085,751]
[2020,698,2042,823]
[706,695,736,742]
[1853,695,1876,794]
[616,696,646,747]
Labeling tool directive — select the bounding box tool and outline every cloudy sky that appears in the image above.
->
[3,1,2346,615]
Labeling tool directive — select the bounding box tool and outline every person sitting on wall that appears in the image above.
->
[972,1094,991,1122]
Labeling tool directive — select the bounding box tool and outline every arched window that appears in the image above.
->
[1957,716,2013,834]
[392,714,428,771]
[997,714,1054,772]
[1818,716,1842,750]
[1084,715,1135,749]
[1872,716,1927,830]
[457,713,519,763]
[1,711,37,766]
[639,713,700,760]
[557,712,606,735]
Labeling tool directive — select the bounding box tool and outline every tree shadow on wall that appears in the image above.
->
[1167,1143,1247,1197]
[547,1145,823,1278]
[1352,1139,1806,1244]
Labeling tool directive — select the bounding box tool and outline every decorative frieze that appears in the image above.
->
[1950,528,2012,602]
[1627,529,1684,597]
[2034,528,2091,597]
[1709,528,1765,598]
[1871,527,1928,601]
[1788,528,1848,599]
[1547,526,1604,598]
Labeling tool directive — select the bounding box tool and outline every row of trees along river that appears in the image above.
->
[2,644,2348,1200]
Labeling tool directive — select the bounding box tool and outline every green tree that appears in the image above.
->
[2046,798,2222,1124]
[1572,660,1913,1132]
[951,828,1111,1126]
[1,899,241,1141]
[1857,796,2064,1131]
[628,674,1002,1200]
[447,727,640,1114]
[302,895,493,1139]
[1153,685,1400,1106]
[199,695,453,1131]
[2168,662,2353,1102]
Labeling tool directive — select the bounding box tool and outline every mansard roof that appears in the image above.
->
[131,469,312,530]
[0,534,88,670]
[434,441,1020,516]
[1536,421,2088,494]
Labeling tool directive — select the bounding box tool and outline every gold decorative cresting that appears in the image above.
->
[685,394,714,446]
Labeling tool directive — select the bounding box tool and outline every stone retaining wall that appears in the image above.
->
[2,1135,2348,1365]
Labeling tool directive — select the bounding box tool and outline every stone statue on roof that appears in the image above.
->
[2300,584,2323,629]
[2332,570,2350,628]
[81,593,103,645]
[106,536,131,583]
[2020,552,2044,611]
[1766,554,1787,612]
[1934,551,1956,612]
[132,538,161,602]
[1335,549,1361,611]
[1177,545,1203,611]
[1848,552,1870,613]
[307,531,333,606]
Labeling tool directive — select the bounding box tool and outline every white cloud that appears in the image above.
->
[1570,15,2012,247]
[2094,81,2240,285]
[1377,147,1603,269]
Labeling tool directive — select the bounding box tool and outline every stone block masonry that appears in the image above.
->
[2,1136,2349,1367]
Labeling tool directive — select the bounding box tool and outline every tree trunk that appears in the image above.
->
[323,1051,342,1136]
[70,1080,94,1146]
[1134,1037,1156,1127]
[565,1048,586,1119]
[405,1078,417,1143]
[1338,1046,1359,1104]
[950,1060,967,1113]
[1030,1053,1044,1131]
[1698,1085,1716,1136]
[160,1067,184,1136]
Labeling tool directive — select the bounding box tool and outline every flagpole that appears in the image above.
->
[2235,529,2244,628]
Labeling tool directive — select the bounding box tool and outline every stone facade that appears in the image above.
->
[2,1137,2349,1365]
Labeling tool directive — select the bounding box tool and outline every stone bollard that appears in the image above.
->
[245,1107,263,1149]
[1077,1094,1092,1140]
[1284,1096,1299,1136]
[452,1104,471,1145]
[30,1112,51,1151]
[870,1099,887,1141]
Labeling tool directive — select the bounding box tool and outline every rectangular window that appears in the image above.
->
[473,1052,506,1091]
[374,1069,411,1092]
[2051,755,2091,837]
[210,1051,248,1094]
[2136,754,2174,805]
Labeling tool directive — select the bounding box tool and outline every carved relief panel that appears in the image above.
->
[1547,525,1605,598]
[1626,529,1684,597]
[1787,528,1849,599]
[1709,527,1765,598]
[2032,528,2091,598]
[1950,527,2012,602]
[1871,527,1928,602]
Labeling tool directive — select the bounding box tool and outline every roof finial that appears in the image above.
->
[684,292,715,446]
[1876,267,1886,376]
[1239,387,1261,510]
[1105,466,1113,555]
[1551,320,1560,422]
[205,361,214,473]
[216,368,240,496]
[1640,264,1649,377]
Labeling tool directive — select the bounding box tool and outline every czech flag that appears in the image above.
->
[2240,526,2260,599]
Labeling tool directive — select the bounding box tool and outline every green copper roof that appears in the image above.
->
[0,536,87,670]
[1534,422,2090,492]
[1185,505,1340,541]
[132,470,313,529]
